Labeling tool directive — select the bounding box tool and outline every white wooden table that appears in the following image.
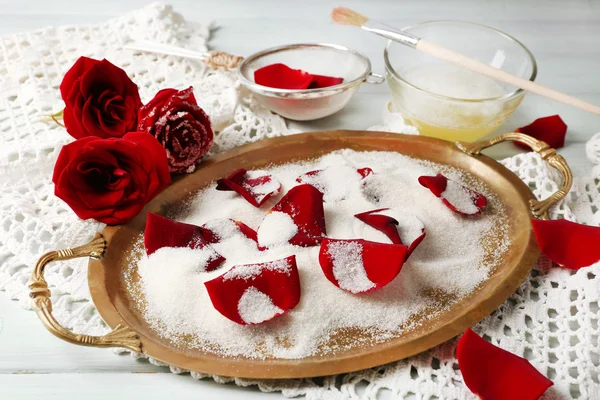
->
[0,0,598,398]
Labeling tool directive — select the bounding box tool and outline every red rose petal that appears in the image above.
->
[308,74,344,89]
[204,256,301,325]
[354,208,426,259]
[296,166,373,202]
[418,174,487,215]
[201,218,265,251]
[457,328,553,400]
[357,167,374,179]
[216,168,282,207]
[532,219,600,270]
[319,238,407,294]
[516,115,567,149]
[270,184,326,246]
[254,63,312,90]
[144,213,224,271]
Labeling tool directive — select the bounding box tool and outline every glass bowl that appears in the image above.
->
[239,43,384,121]
[384,21,537,142]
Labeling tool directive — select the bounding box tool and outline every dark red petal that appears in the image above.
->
[532,219,600,270]
[270,184,326,246]
[355,208,402,244]
[419,174,487,215]
[308,74,344,89]
[457,328,553,400]
[204,256,301,325]
[144,213,224,271]
[417,174,447,197]
[354,208,426,259]
[516,115,567,149]
[216,168,246,190]
[357,167,374,178]
[254,63,313,90]
[319,238,407,294]
[216,169,282,207]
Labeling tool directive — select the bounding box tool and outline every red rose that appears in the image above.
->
[60,57,142,139]
[52,132,171,225]
[138,87,214,174]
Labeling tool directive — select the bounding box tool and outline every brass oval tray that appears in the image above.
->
[29,130,572,379]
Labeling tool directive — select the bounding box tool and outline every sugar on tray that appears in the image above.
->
[131,149,511,359]
[257,211,298,248]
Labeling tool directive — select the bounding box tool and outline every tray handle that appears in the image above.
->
[456,132,573,220]
[28,233,141,352]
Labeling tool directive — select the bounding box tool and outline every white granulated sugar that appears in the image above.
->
[238,286,284,324]
[202,218,239,240]
[131,149,511,359]
[441,180,479,214]
[328,240,375,294]
[298,165,365,202]
[257,211,298,248]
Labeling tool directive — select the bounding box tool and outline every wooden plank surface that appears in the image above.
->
[0,0,598,398]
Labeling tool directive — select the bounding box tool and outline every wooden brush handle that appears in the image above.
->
[417,40,600,116]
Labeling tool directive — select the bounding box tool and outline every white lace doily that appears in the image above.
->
[0,4,598,399]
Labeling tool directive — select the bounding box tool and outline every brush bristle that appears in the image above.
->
[331,7,368,27]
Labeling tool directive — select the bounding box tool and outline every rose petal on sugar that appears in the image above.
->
[204,256,301,325]
[532,219,600,270]
[201,218,265,251]
[216,168,282,207]
[269,184,326,246]
[516,115,567,149]
[144,213,224,271]
[354,208,426,259]
[296,166,373,202]
[319,238,407,294]
[254,63,313,90]
[308,74,344,89]
[418,174,487,215]
[457,328,553,400]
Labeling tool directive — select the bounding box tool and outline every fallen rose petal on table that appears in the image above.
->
[457,328,553,400]
[204,255,301,325]
[532,219,600,270]
[516,115,567,149]
[216,168,282,207]
[418,174,487,215]
[319,238,407,294]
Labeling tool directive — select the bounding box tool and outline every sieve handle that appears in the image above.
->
[28,233,141,352]
[456,132,573,220]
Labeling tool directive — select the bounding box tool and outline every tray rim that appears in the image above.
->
[88,130,541,378]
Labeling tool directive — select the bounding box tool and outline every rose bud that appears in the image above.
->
[60,57,142,139]
[138,87,214,174]
[52,132,171,225]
